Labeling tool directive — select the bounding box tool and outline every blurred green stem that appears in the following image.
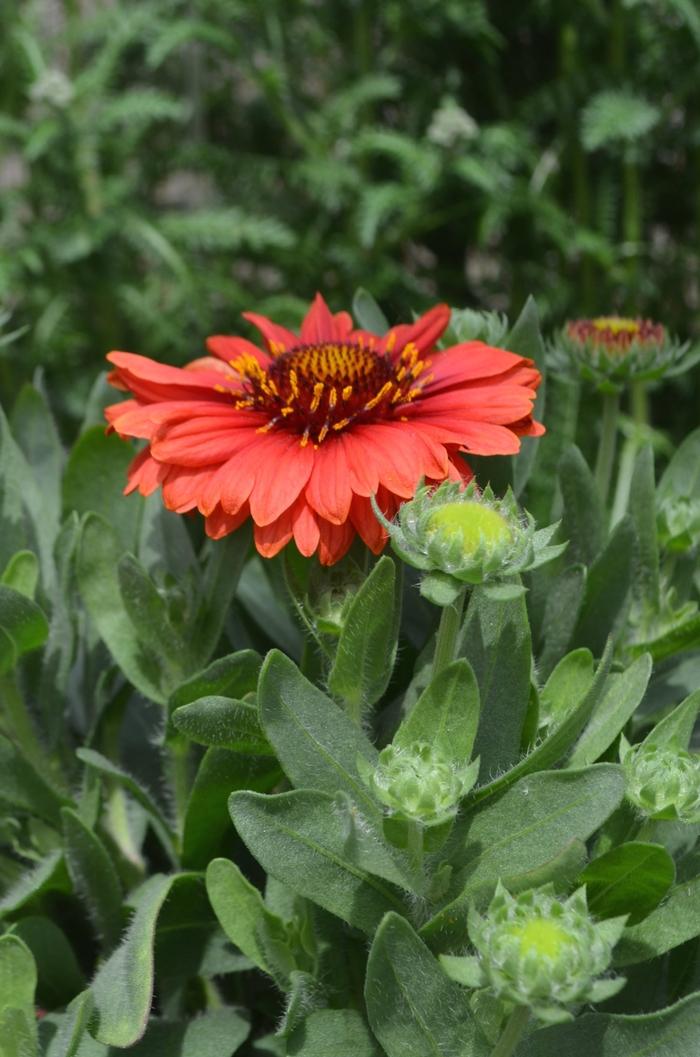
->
[405,819,424,875]
[611,380,648,524]
[432,588,466,678]
[491,1005,530,1057]
[594,391,620,505]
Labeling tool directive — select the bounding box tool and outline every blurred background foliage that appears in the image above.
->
[1,0,699,428]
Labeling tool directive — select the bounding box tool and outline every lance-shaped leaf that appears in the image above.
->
[206,857,296,988]
[539,648,594,728]
[230,789,407,933]
[394,657,479,765]
[0,584,48,672]
[579,842,675,925]
[421,765,625,950]
[0,734,68,827]
[13,916,85,1009]
[365,913,483,1057]
[258,650,378,813]
[327,556,400,717]
[63,426,142,551]
[462,585,532,779]
[627,444,659,607]
[1,551,39,599]
[169,649,262,711]
[568,652,652,767]
[559,444,605,566]
[61,807,123,949]
[643,688,700,750]
[90,873,191,1046]
[288,1009,382,1057]
[538,564,586,678]
[173,696,273,755]
[77,514,167,703]
[573,516,636,655]
[190,525,252,668]
[117,553,189,685]
[518,991,700,1056]
[613,876,700,966]
[0,938,39,1057]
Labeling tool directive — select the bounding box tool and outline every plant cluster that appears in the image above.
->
[1,293,700,1057]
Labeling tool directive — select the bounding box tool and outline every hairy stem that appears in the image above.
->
[491,1005,530,1057]
[432,588,466,678]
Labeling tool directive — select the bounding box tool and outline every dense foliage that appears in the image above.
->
[1,299,700,1056]
[2,0,700,432]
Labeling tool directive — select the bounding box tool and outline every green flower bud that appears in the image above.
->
[442,884,626,1024]
[621,738,700,823]
[373,481,565,605]
[549,316,698,392]
[657,496,700,553]
[367,742,477,825]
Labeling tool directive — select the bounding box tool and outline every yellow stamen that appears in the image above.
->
[364,381,393,411]
[310,382,324,413]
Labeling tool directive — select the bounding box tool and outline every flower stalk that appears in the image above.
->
[491,1005,531,1057]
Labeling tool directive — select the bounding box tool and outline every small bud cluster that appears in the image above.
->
[442,884,626,1023]
[367,742,478,826]
[374,481,564,605]
[549,315,697,391]
[621,737,700,823]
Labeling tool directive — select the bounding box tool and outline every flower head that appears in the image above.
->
[375,480,564,603]
[621,737,700,823]
[364,741,478,826]
[550,315,696,391]
[441,884,626,1023]
[106,294,543,564]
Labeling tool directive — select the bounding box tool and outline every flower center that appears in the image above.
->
[425,501,513,557]
[507,918,572,960]
[229,340,430,445]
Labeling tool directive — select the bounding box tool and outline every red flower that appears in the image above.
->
[106,294,543,565]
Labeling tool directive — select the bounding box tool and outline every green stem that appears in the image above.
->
[432,589,466,678]
[491,1005,530,1057]
[165,737,191,836]
[405,819,424,875]
[594,390,620,505]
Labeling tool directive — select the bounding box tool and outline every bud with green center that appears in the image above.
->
[363,741,478,827]
[373,481,565,606]
[440,883,626,1024]
[548,315,698,392]
[657,496,700,553]
[620,736,700,823]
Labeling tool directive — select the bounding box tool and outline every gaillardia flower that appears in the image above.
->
[549,315,696,391]
[106,294,543,564]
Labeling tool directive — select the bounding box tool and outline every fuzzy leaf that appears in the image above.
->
[169,650,262,712]
[568,652,652,767]
[579,842,675,925]
[365,913,483,1057]
[63,427,141,551]
[206,857,296,988]
[61,807,123,949]
[229,789,407,934]
[462,585,532,778]
[559,445,605,566]
[173,696,273,754]
[0,585,49,672]
[394,657,479,764]
[257,650,378,814]
[327,556,400,715]
[421,765,625,949]
[613,876,700,966]
[519,991,700,1056]
[287,1009,382,1057]
[538,564,586,677]
[573,517,636,655]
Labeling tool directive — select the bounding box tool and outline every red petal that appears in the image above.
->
[241,312,298,354]
[247,432,315,526]
[205,502,250,540]
[253,506,296,558]
[292,498,321,557]
[304,438,353,525]
[427,343,528,389]
[350,494,388,553]
[300,293,353,343]
[378,303,450,358]
[124,449,168,496]
[151,415,264,466]
[162,465,218,513]
[206,334,270,366]
[317,517,355,566]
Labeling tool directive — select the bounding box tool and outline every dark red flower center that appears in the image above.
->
[230,340,431,445]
